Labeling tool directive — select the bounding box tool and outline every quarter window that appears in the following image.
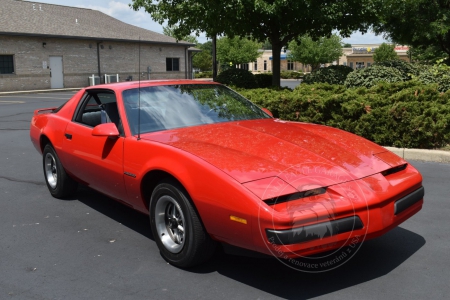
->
[0,55,14,74]
[166,58,180,71]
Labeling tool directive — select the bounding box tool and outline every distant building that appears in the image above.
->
[243,50,311,74]
[339,44,409,69]
[0,0,197,92]
[242,44,409,74]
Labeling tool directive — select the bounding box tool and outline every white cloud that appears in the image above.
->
[342,31,389,45]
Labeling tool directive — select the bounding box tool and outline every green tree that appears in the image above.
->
[288,35,343,71]
[262,39,272,50]
[130,0,378,87]
[216,36,261,66]
[342,43,352,48]
[193,46,213,71]
[373,0,450,59]
[409,45,448,64]
[162,25,198,44]
[373,43,398,62]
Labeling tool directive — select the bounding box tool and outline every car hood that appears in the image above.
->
[142,119,404,187]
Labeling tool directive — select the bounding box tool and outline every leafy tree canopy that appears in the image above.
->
[193,50,213,71]
[409,45,448,64]
[342,43,352,48]
[373,0,450,58]
[288,34,343,70]
[162,25,198,44]
[216,36,261,66]
[373,43,398,62]
[131,0,378,86]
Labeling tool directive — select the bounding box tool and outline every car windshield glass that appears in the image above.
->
[122,84,270,135]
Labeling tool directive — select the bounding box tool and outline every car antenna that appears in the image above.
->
[137,36,141,141]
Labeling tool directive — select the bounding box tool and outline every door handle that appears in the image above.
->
[65,133,72,140]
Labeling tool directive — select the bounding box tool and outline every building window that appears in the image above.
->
[264,60,267,71]
[356,62,365,69]
[254,61,257,71]
[166,58,180,71]
[367,62,371,67]
[343,62,347,66]
[349,62,354,69]
[0,55,14,74]
[241,63,249,70]
[287,60,294,70]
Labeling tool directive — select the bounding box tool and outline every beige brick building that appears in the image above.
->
[244,45,409,74]
[0,0,196,92]
[338,44,410,69]
[245,50,311,74]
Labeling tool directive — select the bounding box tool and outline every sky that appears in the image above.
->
[26,0,388,45]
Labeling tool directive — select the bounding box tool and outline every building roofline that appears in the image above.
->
[0,32,195,47]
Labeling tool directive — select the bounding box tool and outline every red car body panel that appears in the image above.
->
[30,80,424,258]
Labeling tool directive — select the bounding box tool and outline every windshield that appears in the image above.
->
[122,84,270,135]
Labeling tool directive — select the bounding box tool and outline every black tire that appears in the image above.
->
[42,144,77,198]
[149,180,216,268]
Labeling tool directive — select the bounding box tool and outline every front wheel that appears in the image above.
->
[42,144,77,198]
[150,180,216,268]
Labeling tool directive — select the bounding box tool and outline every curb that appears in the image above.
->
[384,146,450,164]
[0,88,81,95]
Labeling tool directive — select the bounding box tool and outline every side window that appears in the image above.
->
[74,91,123,135]
[75,95,102,127]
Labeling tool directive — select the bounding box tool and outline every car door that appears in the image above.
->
[62,90,127,201]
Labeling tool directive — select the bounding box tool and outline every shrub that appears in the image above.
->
[345,66,405,88]
[373,60,421,79]
[195,71,213,78]
[238,82,450,149]
[281,70,303,79]
[302,65,353,85]
[254,73,273,88]
[415,60,450,92]
[216,68,258,89]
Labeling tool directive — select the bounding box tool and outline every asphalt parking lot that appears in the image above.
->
[1,91,449,299]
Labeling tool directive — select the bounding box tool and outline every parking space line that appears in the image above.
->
[0,101,25,104]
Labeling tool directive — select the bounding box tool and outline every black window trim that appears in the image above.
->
[166,57,180,72]
[0,54,15,75]
[73,89,115,125]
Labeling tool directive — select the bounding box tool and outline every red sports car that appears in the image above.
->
[30,80,424,268]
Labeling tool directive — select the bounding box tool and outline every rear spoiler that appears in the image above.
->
[33,107,58,115]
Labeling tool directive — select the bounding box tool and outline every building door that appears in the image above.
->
[49,56,64,88]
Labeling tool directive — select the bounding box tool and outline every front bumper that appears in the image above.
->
[253,173,424,259]
[266,186,424,246]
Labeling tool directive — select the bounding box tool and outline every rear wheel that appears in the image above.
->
[43,144,77,198]
[149,180,216,268]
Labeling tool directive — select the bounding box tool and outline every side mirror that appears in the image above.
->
[92,123,120,138]
[261,108,273,118]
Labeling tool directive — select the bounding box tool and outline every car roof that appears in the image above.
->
[85,80,220,93]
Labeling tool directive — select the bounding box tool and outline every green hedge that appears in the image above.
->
[238,82,450,149]
[195,71,213,78]
[345,66,405,88]
[302,65,353,85]
[281,70,303,79]
[254,73,273,88]
[216,69,258,89]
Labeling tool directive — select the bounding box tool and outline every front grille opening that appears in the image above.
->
[382,163,407,177]
[264,187,327,205]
